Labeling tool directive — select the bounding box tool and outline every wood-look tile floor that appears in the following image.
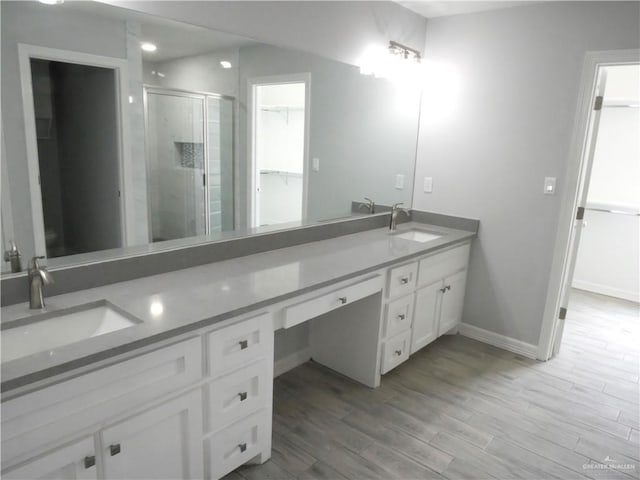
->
[226,289,639,480]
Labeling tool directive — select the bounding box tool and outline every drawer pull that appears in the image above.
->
[338,296,348,305]
[239,340,249,350]
[395,350,402,356]
[84,455,96,469]
[399,277,410,285]
[238,391,248,401]
[440,287,447,293]
[239,442,247,453]
[446,285,452,291]
[397,314,406,320]
[109,444,121,456]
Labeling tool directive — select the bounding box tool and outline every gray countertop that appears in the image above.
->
[1,222,474,393]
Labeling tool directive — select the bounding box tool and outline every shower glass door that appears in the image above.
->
[145,88,235,242]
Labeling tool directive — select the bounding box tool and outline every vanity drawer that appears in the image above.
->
[206,313,272,378]
[282,275,382,329]
[1,337,202,465]
[380,329,411,375]
[206,410,267,480]
[387,262,418,299]
[383,294,414,338]
[205,360,268,433]
[418,243,470,287]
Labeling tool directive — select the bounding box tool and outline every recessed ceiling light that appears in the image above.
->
[220,60,232,69]
[38,0,64,4]
[141,43,157,53]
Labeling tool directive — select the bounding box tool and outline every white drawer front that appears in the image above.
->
[206,313,271,378]
[384,294,414,338]
[381,329,411,375]
[206,410,267,480]
[2,338,202,465]
[205,361,268,434]
[418,243,470,287]
[387,262,418,299]
[283,275,382,329]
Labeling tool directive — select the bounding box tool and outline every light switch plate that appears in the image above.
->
[395,174,405,190]
[312,157,320,172]
[423,177,433,193]
[544,177,556,195]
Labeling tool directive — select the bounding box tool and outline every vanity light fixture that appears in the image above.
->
[388,41,421,63]
[359,41,422,80]
[220,60,232,69]
[141,42,157,53]
[38,0,64,4]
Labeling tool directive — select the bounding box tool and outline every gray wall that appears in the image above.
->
[106,1,427,67]
[1,1,127,260]
[411,2,640,345]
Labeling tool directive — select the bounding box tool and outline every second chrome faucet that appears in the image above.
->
[389,203,410,231]
[28,256,54,309]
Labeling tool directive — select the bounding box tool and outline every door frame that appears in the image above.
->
[17,44,131,257]
[247,73,311,228]
[537,48,640,360]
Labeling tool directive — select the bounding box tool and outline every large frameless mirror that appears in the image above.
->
[0,0,421,274]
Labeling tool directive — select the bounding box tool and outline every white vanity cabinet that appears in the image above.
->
[380,241,471,374]
[203,313,273,480]
[1,312,275,480]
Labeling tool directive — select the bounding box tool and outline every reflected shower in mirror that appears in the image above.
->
[1,0,421,274]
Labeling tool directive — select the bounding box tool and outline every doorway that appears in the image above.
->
[249,76,310,228]
[540,54,640,360]
[29,58,123,258]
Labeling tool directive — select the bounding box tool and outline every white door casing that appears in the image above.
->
[538,49,640,360]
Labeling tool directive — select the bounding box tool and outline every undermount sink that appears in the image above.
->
[393,229,443,243]
[1,301,141,363]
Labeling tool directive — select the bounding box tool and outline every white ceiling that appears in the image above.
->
[396,1,538,19]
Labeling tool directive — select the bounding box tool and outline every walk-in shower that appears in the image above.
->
[144,87,234,242]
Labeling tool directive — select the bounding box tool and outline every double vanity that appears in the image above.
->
[0,218,475,479]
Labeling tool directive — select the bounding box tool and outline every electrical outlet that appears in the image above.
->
[423,177,433,193]
[312,158,320,172]
[544,177,556,195]
[395,174,405,190]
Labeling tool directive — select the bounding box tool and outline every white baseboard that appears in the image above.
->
[274,348,311,377]
[458,323,538,359]
[572,281,640,303]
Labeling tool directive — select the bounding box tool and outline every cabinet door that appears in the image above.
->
[100,390,203,480]
[3,437,96,480]
[411,280,442,354]
[439,270,467,336]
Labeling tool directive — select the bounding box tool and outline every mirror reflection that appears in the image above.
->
[1,1,421,274]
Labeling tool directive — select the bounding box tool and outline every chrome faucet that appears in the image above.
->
[28,256,54,309]
[358,197,375,214]
[389,203,410,231]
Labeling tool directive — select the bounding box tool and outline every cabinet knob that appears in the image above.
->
[400,277,409,285]
[84,455,96,469]
[338,296,347,305]
[239,442,247,453]
[238,391,248,401]
[395,350,402,356]
[440,287,447,293]
[109,444,121,456]
[398,314,405,320]
[447,285,452,291]
[239,339,248,350]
